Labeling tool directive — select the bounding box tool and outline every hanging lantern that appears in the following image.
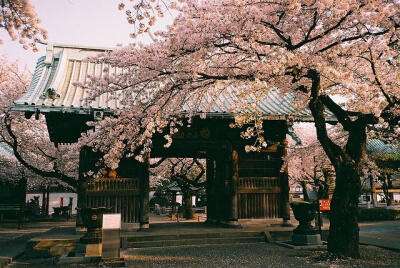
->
[108,169,118,179]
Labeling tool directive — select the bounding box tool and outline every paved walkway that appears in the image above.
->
[122,215,301,238]
[0,221,75,265]
[0,218,398,267]
[359,221,400,251]
[124,243,400,267]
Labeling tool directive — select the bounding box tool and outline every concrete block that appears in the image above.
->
[291,234,322,246]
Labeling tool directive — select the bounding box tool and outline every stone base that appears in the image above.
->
[292,234,322,246]
[75,242,102,257]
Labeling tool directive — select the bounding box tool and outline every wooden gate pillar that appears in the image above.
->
[76,146,99,229]
[227,149,240,226]
[206,158,217,223]
[280,139,291,226]
[216,144,240,227]
[139,161,150,230]
[214,156,225,223]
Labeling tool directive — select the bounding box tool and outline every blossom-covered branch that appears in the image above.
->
[0,0,47,50]
[0,57,78,189]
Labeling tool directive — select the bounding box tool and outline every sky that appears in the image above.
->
[0,0,164,71]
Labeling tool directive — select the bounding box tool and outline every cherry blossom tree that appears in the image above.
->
[287,123,334,199]
[0,151,24,183]
[117,0,175,38]
[150,158,205,219]
[83,0,400,257]
[0,0,47,50]
[0,56,79,190]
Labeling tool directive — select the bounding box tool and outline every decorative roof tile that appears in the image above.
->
[13,43,335,122]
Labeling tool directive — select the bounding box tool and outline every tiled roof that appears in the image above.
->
[367,139,400,161]
[14,44,119,114]
[13,43,335,122]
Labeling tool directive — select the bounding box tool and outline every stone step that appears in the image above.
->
[124,231,263,242]
[126,236,265,249]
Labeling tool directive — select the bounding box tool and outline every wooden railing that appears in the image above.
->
[238,192,281,219]
[86,178,139,193]
[85,178,140,223]
[238,177,280,191]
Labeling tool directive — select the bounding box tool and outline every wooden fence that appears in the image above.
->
[237,157,282,219]
[86,178,141,223]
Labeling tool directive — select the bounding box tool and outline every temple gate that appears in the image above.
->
[12,44,329,230]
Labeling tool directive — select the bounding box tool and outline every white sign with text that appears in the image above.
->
[102,214,121,230]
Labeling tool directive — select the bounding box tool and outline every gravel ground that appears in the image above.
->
[124,243,400,268]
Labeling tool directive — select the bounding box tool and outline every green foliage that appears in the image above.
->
[358,208,400,221]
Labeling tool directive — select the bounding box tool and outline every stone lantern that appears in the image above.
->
[290,201,322,245]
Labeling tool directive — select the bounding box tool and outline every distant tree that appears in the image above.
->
[0,57,79,190]
[151,158,205,219]
[287,124,336,200]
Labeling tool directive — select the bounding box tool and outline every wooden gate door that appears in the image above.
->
[85,178,141,228]
[237,153,283,219]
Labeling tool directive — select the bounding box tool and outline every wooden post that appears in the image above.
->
[139,161,150,230]
[228,149,240,227]
[206,158,216,223]
[216,143,240,227]
[76,146,99,229]
[214,155,225,223]
[76,147,88,229]
[280,139,291,226]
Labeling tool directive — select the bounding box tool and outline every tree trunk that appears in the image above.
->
[41,189,46,216]
[45,188,50,216]
[301,180,310,201]
[369,175,377,207]
[388,193,393,207]
[182,192,193,219]
[327,162,361,258]
[305,68,376,258]
[382,175,392,206]
[387,174,393,207]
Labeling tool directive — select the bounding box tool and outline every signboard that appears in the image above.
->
[102,214,121,230]
[102,214,121,258]
[319,199,331,212]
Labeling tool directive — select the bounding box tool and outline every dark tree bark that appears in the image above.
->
[301,180,310,201]
[41,188,47,216]
[381,174,393,206]
[327,160,361,257]
[305,69,377,257]
[182,191,194,219]
[369,175,377,207]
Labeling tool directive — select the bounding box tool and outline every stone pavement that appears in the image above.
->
[0,221,75,266]
[0,218,399,267]
[359,220,400,251]
[124,243,400,268]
